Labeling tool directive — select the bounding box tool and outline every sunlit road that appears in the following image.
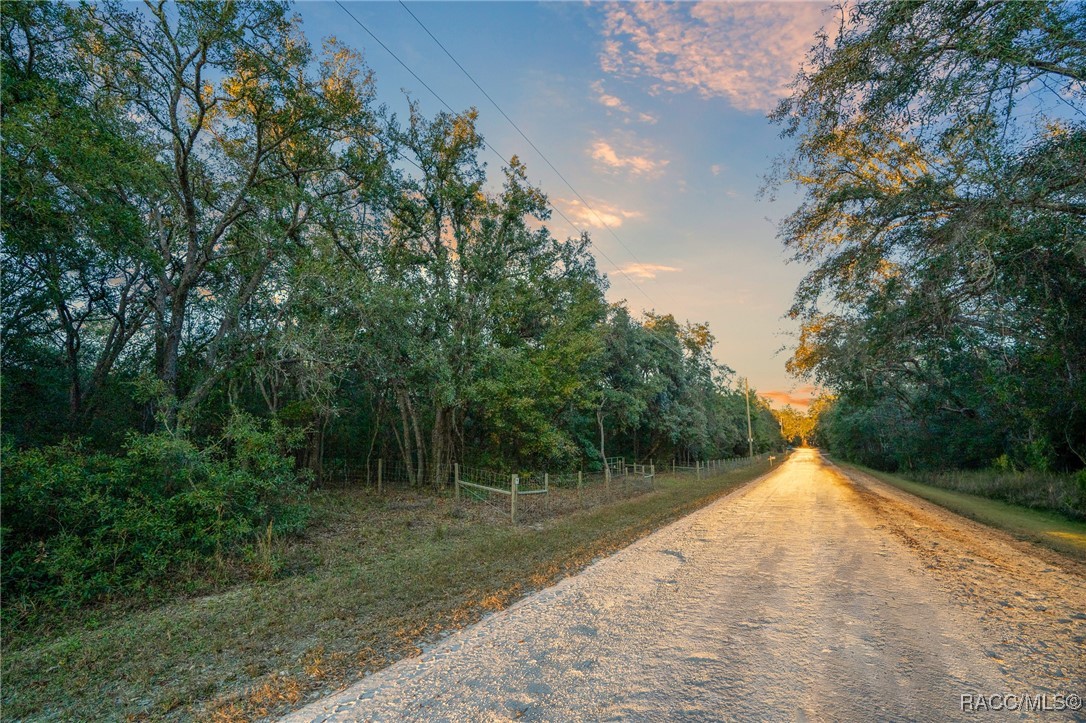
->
[282,449,1086,722]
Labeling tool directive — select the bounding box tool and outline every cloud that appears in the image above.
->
[710,163,723,176]
[599,2,833,113]
[615,262,681,280]
[589,139,669,178]
[590,80,658,124]
[557,197,644,229]
[762,384,819,409]
[591,80,630,111]
[599,93,626,109]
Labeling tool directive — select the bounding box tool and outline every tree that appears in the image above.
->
[774,405,815,446]
[1,2,156,427]
[2,1,782,480]
[770,0,1086,470]
[78,1,384,425]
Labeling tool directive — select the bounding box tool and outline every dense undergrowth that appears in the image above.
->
[1,412,310,633]
[911,468,1086,522]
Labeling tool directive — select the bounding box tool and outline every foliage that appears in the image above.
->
[773,404,817,446]
[0,0,784,621]
[913,468,1086,522]
[770,0,1086,474]
[0,413,308,625]
[593,308,781,465]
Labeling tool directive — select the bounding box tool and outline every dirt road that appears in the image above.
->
[281,449,1086,721]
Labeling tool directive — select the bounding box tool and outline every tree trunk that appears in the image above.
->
[429,405,459,487]
[396,387,416,486]
[157,283,191,428]
[430,406,446,488]
[597,408,607,470]
[408,397,426,486]
[303,417,326,486]
[366,396,385,481]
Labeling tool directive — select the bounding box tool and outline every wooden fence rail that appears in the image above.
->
[329,452,777,523]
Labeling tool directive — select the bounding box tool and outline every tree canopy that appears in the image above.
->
[769,0,1086,472]
[2,0,784,618]
[1,3,784,466]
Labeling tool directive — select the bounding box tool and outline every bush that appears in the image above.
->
[1,412,309,626]
[914,468,1086,522]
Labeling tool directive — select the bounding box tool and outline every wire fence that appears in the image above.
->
[322,459,455,491]
[320,453,777,524]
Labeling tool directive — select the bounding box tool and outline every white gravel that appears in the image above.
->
[280,449,1086,722]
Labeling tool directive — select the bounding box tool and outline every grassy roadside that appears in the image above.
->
[2,459,775,722]
[839,462,1086,560]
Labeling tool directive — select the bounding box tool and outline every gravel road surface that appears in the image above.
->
[281,449,1086,722]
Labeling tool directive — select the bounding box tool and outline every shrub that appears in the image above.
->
[914,468,1086,522]
[1,412,309,626]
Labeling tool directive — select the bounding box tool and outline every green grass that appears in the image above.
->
[911,467,1085,521]
[2,459,774,722]
[841,463,1086,560]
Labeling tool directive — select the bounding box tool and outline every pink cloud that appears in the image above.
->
[762,384,819,410]
[590,80,629,111]
[589,139,669,178]
[556,197,644,230]
[615,262,681,280]
[599,2,834,113]
[590,80,659,124]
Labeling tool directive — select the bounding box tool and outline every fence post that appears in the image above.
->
[650,463,655,491]
[605,464,611,498]
[377,458,383,494]
[511,474,519,524]
[454,462,460,501]
[577,470,583,503]
[696,461,701,480]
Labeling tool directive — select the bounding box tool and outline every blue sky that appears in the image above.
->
[296,1,833,408]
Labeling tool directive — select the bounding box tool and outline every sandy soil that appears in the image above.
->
[280,449,1086,722]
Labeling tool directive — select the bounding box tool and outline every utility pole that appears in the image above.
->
[744,377,754,459]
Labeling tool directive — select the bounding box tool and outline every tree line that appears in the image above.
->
[770,0,1085,476]
[0,2,781,616]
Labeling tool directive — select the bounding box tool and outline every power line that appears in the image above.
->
[333,0,660,308]
[329,1,729,372]
[233,33,428,179]
[397,1,652,273]
[244,4,702,372]
[237,21,640,313]
[143,12,723,388]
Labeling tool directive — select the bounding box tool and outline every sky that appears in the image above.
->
[295,1,835,410]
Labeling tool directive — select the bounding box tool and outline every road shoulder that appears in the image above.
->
[831,459,1086,697]
[278,460,782,721]
[836,460,1086,563]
